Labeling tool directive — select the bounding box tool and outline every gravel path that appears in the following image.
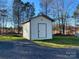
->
[0,40,78,59]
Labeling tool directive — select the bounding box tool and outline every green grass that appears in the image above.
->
[0,35,26,41]
[33,36,79,48]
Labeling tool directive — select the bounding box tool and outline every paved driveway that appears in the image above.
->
[0,40,79,59]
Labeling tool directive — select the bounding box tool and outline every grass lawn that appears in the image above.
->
[0,35,26,41]
[33,36,79,48]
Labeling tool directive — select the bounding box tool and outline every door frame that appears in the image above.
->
[38,23,47,38]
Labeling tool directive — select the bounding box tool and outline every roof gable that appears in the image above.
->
[22,14,54,24]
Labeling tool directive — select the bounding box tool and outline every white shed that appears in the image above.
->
[22,14,54,40]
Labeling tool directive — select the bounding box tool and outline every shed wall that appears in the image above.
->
[23,22,30,39]
[31,16,53,40]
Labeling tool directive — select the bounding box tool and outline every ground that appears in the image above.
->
[0,40,79,59]
[34,36,79,48]
[0,36,79,59]
[1,35,79,48]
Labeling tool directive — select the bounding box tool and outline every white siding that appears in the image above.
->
[23,22,30,39]
[31,16,53,40]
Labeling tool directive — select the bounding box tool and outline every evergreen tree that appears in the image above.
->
[13,0,35,34]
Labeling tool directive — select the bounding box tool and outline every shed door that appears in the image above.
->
[38,23,47,38]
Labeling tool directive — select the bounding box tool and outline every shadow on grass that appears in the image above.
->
[34,36,79,46]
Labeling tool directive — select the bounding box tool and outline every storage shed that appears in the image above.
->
[22,14,54,40]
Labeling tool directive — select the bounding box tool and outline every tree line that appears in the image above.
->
[40,0,79,35]
[0,0,35,35]
[0,0,79,35]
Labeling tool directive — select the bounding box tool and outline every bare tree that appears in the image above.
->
[73,4,79,34]
[40,0,74,35]
[40,0,53,15]
[0,9,7,34]
[13,0,24,34]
